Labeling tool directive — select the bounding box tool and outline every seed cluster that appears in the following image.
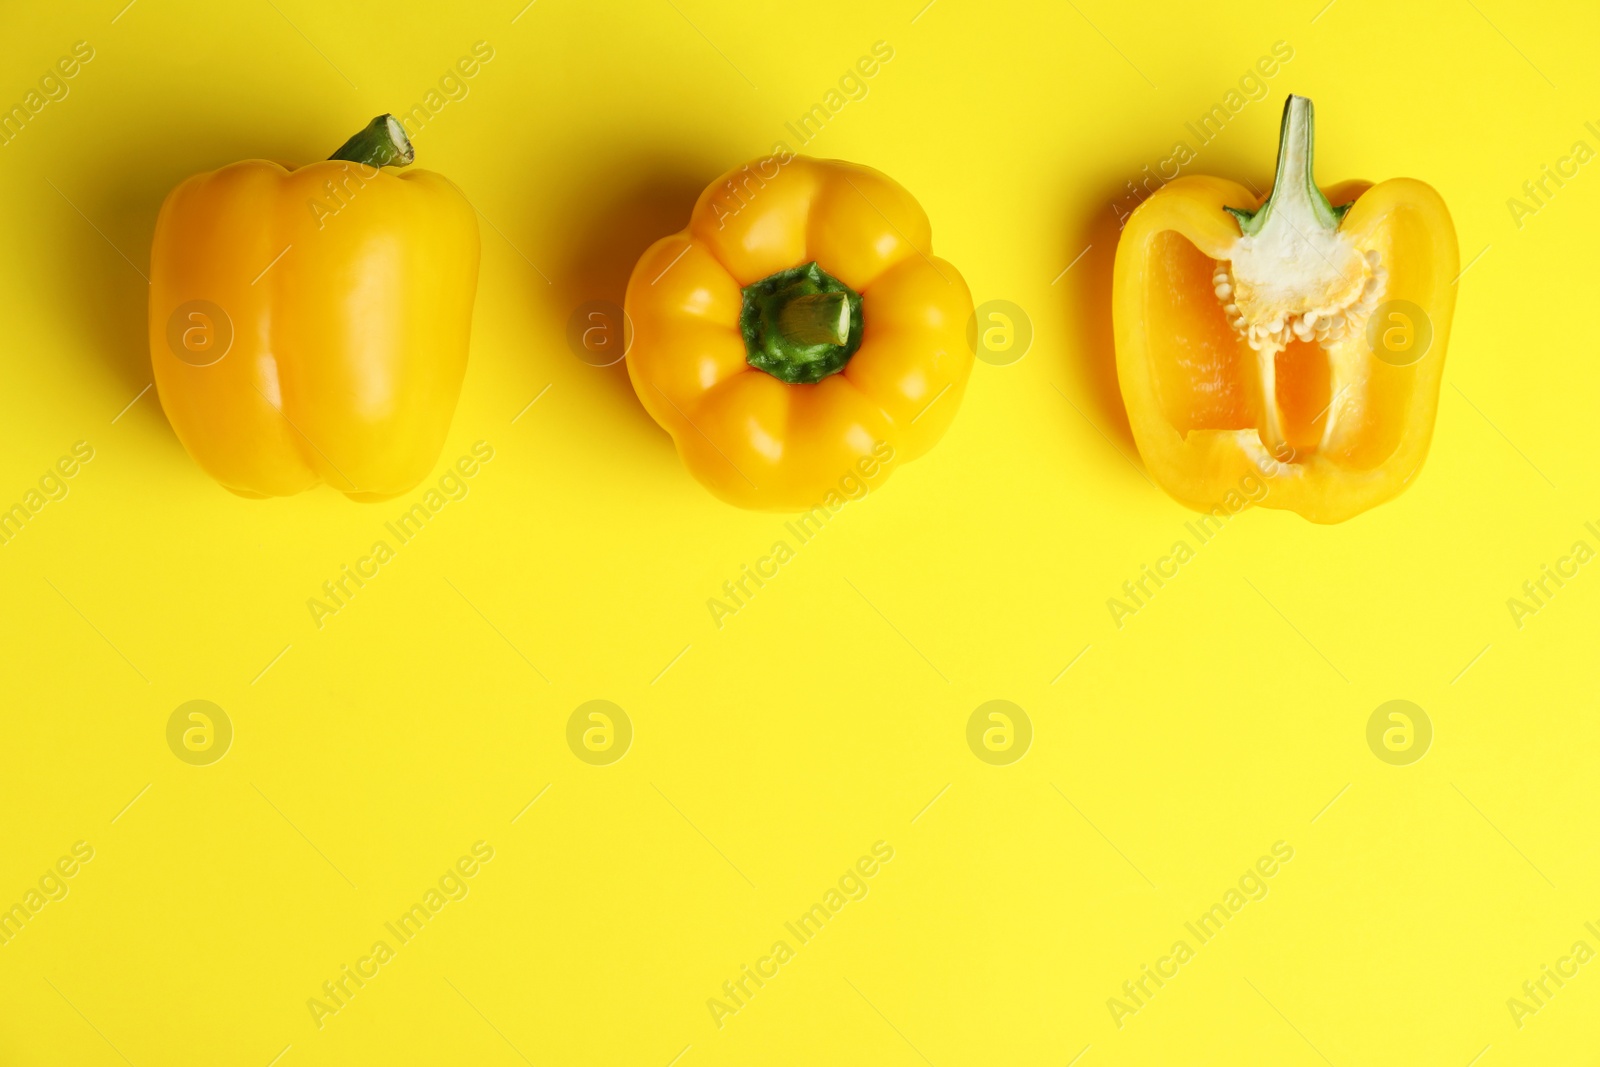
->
[1214,249,1387,352]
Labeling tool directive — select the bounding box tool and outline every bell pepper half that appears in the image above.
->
[1113,95,1458,523]
[625,154,973,510]
[149,115,480,501]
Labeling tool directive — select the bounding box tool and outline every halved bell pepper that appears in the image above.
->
[149,115,480,501]
[625,154,973,510]
[1113,95,1458,523]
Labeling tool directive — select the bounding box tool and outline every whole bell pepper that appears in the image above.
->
[1113,95,1458,523]
[149,115,480,501]
[625,153,973,510]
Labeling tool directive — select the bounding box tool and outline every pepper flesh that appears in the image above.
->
[1113,96,1458,523]
[625,154,973,510]
[148,117,480,501]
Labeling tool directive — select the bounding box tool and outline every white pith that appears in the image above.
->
[1214,238,1386,463]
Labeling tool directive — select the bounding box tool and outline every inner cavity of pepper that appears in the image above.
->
[1144,230,1404,464]
[741,261,864,385]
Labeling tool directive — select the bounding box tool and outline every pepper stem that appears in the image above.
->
[777,292,851,346]
[1225,95,1347,236]
[329,115,415,169]
[740,262,864,385]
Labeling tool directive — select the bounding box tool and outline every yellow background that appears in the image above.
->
[1,0,1596,1063]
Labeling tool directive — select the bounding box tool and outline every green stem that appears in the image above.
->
[777,292,851,346]
[1225,95,1347,236]
[740,262,863,384]
[329,115,414,169]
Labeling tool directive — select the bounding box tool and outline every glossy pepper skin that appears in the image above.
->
[1113,97,1458,524]
[625,154,973,510]
[149,116,480,501]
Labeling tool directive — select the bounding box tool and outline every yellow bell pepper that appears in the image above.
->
[624,153,973,510]
[149,115,480,501]
[1113,95,1458,523]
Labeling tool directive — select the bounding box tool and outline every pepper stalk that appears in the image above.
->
[329,115,415,169]
[740,262,864,384]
